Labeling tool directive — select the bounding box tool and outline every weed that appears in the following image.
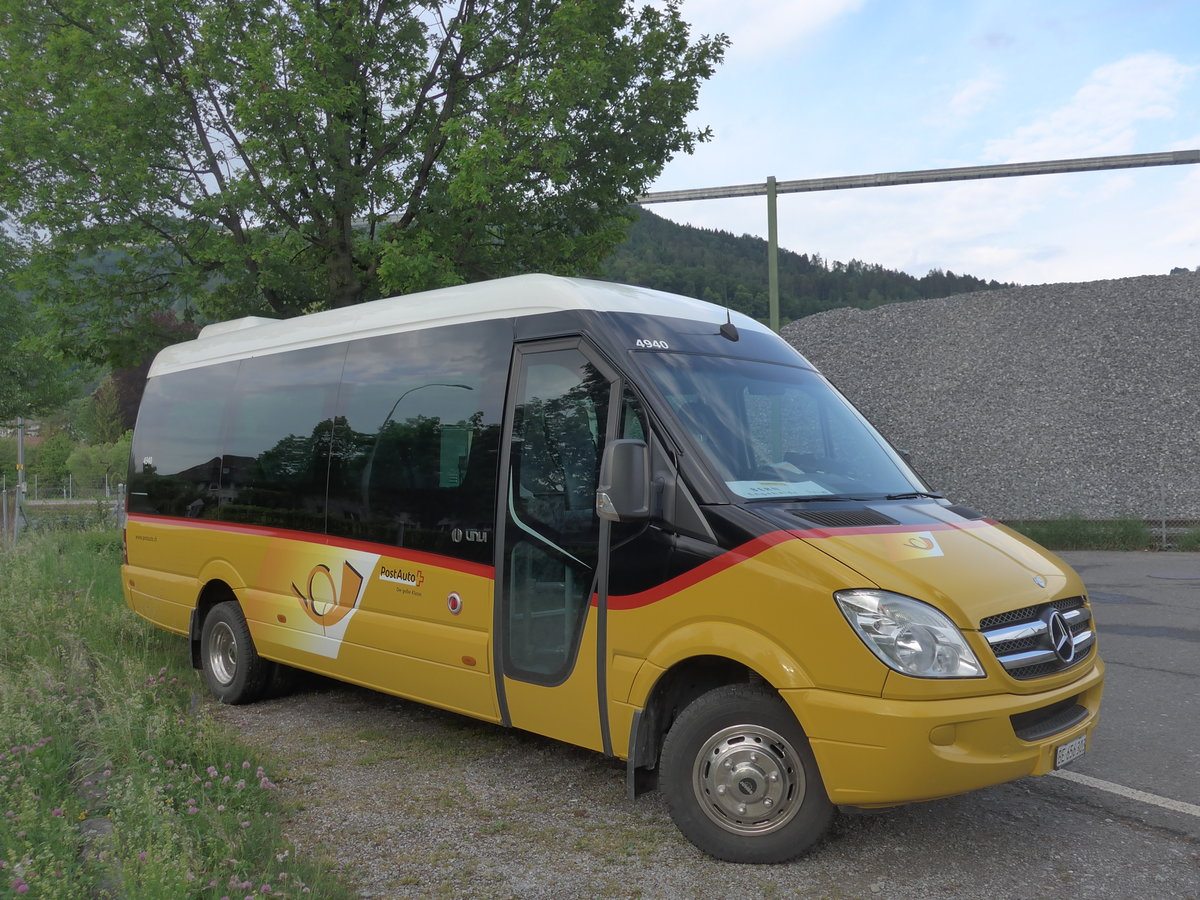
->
[0,530,356,899]
[1006,515,1153,550]
[1174,527,1200,551]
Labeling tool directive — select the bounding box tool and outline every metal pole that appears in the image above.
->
[637,149,1200,205]
[15,417,26,540]
[767,176,780,332]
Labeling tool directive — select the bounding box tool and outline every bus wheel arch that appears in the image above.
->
[189,580,238,669]
[626,655,762,798]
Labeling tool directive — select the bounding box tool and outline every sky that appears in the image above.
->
[646,0,1200,285]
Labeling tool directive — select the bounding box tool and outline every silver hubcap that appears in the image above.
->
[208,621,238,685]
[692,724,805,836]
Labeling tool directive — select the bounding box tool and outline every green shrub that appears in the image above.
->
[1007,515,1152,551]
[1174,527,1200,551]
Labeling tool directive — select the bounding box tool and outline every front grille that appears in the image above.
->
[1010,697,1089,742]
[978,596,1080,630]
[979,596,1096,680]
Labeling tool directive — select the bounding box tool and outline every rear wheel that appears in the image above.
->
[660,683,834,863]
[200,601,272,705]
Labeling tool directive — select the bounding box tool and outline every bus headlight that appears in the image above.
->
[834,589,984,678]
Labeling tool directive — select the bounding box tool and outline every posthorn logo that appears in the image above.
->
[291,561,365,627]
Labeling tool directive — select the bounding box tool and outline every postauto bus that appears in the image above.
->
[122,274,1103,863]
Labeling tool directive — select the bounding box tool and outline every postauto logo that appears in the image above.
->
[291,561,366,627]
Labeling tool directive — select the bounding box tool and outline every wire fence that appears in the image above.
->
[7,473,126,502]
[1,482,126,543]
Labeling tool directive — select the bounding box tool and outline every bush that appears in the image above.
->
[26,501,118,533]
[1174,528,1200,551]
[1007,515,1153,551]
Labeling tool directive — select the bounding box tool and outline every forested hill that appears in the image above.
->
[601,208,1011,322]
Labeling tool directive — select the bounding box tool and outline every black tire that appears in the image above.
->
[199,600,273,705]
[659,683,834,863]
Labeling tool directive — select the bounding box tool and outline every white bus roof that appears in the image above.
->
[150,274,771,376]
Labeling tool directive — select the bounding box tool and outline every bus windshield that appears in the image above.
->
[640,353,924,501]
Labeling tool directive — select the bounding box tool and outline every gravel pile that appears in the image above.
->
[780,271,1200,521]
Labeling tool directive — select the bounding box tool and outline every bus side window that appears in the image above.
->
[128,362,237,518]
[621,387,647,441]
[219,346,345,530]
[505,351,611,679]
[324,321,508,562]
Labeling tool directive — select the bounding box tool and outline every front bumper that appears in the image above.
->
[784,658,1105,807]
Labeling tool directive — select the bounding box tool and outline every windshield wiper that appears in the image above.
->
[885,491,944,501]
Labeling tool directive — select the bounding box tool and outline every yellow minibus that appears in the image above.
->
[122,274,1103,862]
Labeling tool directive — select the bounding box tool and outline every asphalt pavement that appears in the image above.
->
[1052,551,1200,831]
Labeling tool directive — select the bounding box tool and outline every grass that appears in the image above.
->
[1175,527,1200,551]
[20,500,119,535]
[1005,515,1155,551]
[0,530,355,900]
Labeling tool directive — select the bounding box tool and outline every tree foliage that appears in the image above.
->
[0,0,726,366]
[66,432,133,490]
[0,220,88,420]
[604,209,1012,323]
[29,429,76,488]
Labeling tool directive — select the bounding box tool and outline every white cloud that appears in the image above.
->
[923,72,1004,129]
[1152,168,1200,257]
[682,0,867,61]
[948,73,1003,118]
[984,53,1199,161]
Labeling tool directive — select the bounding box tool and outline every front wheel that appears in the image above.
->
[200,600,273,705]
[660,683,834,863]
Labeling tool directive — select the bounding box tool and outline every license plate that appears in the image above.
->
[1055,734,1087,769]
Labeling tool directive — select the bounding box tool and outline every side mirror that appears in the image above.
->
[596,439,650,522]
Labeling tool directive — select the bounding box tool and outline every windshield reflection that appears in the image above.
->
[640,353,923,501]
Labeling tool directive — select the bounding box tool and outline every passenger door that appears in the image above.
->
[494,339,619,752]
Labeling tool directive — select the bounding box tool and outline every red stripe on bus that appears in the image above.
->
[603,518,996,611]
[125,513,495,580]
[603,530,795,611]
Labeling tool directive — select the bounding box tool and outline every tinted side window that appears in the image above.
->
[220,345,347,531]
[326,320,509,564]
[128,363,237,518]
[504,348,612,681]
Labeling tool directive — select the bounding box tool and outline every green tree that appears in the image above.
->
[30,429,76,491]
[70,378,128,445]
[0,218,86,419]
[0,0,726,366]
[0,437,15,489]
[66,431,133,492]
